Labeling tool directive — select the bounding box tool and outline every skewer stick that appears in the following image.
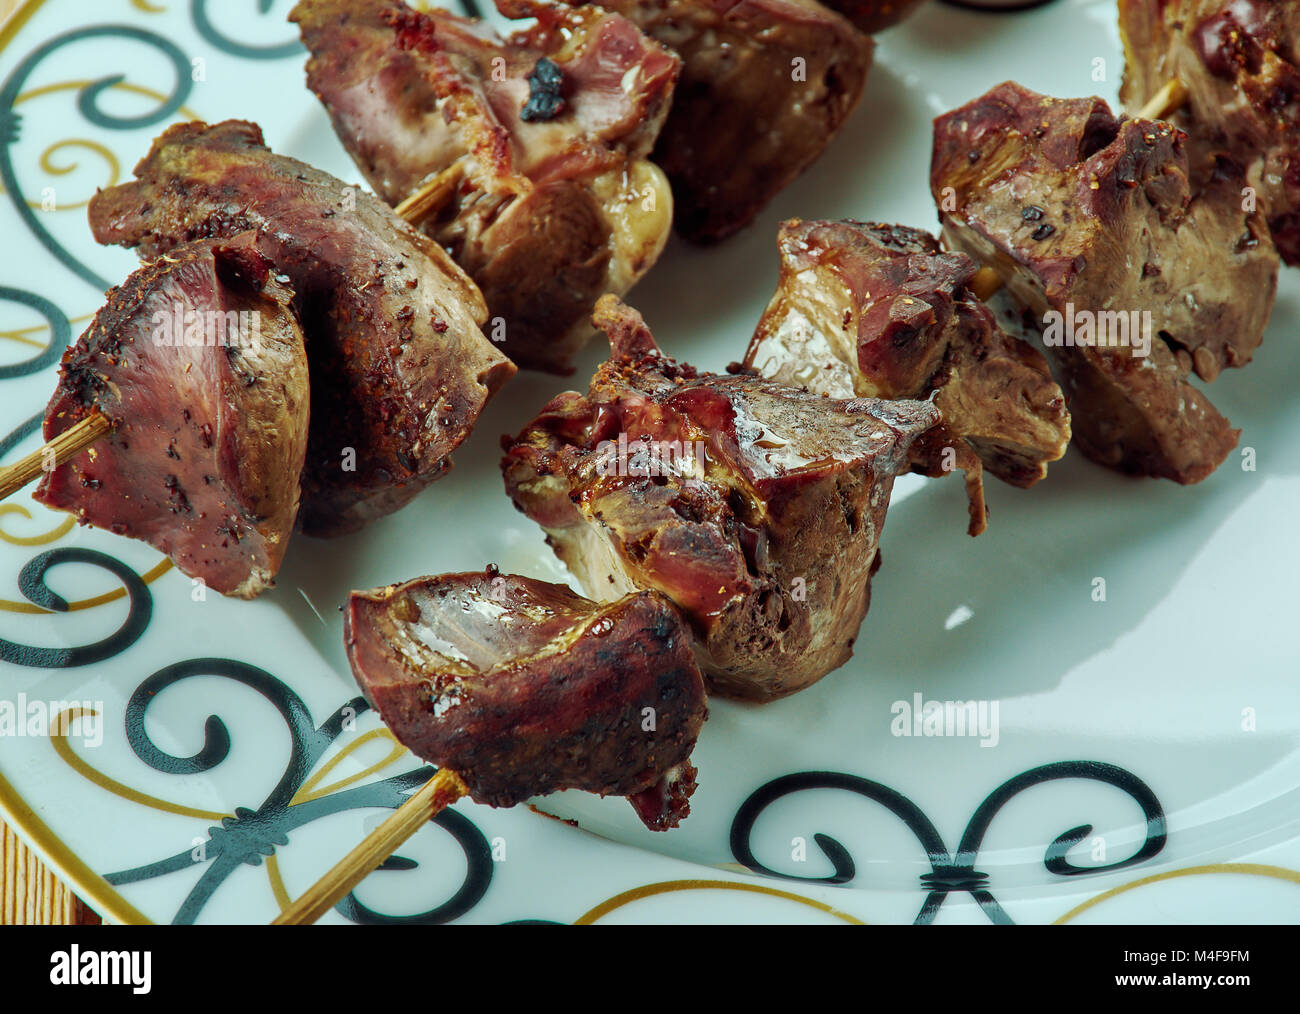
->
[1138,77,1189,122]
[393,161,464,225]
[968,266,1003,302]
[272,767,468,925]
[0,172,464,505]
[0,411,111,502]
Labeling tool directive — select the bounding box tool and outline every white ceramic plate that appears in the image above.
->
[1,0,1297,925]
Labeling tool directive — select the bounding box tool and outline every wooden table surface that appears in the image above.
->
[2,824,99,924]
[0,0,101,926]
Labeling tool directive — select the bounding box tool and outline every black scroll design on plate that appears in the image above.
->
[191,0,304,60]
[0,287,72,379]
[104,659,492,924]
[730,761,1167,925]
[0,25,194,293]
[0,548,153,668]
[0,413,42,459]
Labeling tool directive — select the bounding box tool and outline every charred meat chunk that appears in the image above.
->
[292,0,679,374]
[1120,0,1300,264]
[564,0,873,244]
[931,82,1278,484]
[88,119,515,536]
[34,235,309,598]
[743,219,1072,534]
[344,570,707,830]
[820,0,929,34]
[502,296,939,701]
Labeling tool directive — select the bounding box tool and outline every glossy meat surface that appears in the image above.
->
[344,570,706,829]
[744,219,1071,533]
[568,0,873,243]
[503,296,939,700]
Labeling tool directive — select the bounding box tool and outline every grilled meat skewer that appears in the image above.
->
[277,569,707,923]
[1120,0,1300,264]
[345,569,707,830]
[292,0,679,374]
[931,82,1278,484]
[89,119,515,536]
[741,219,1072,535]
[503,295,940,701]
[33,234,310,598]
[561,0,874,244]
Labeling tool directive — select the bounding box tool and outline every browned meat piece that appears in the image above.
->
[1120,0,1300,264]
[564,0,873,244]
[820,0,928,33]
[344,569,707,830]
[33,235,309,598]
[743,219,1072,534]
[502,296,939,701]
[931,82,1278,484]
[88,120,515,536]
[291,0,678,373]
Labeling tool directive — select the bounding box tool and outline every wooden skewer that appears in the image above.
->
[272,768,468,925]
[1138,77,1189,122]
[0,411,111,502]
[0,169,465,505]
[393,161,464,225]
[968,266,1003,302]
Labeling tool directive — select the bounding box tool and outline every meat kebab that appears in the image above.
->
[274,566,708,922]
[345,568,707,830]
[740,219,1072,535]
[89,119,515,535]
[931,82,1278,484]
[1119,0,1300,264]
[292,0,680,373]
[502,295,941,701]
[34,235,310,598]
[561,0,874,244]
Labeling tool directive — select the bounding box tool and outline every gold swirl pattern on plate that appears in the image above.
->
[290,728,408,807]
[0,81,200,212]
[1053,863,1300,923]
[25,137,120,211]
[33,701,1300,924]
[0,313,91,349]
[0,503,75,546]
[270,729,410,910]
[575,879,866,925]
